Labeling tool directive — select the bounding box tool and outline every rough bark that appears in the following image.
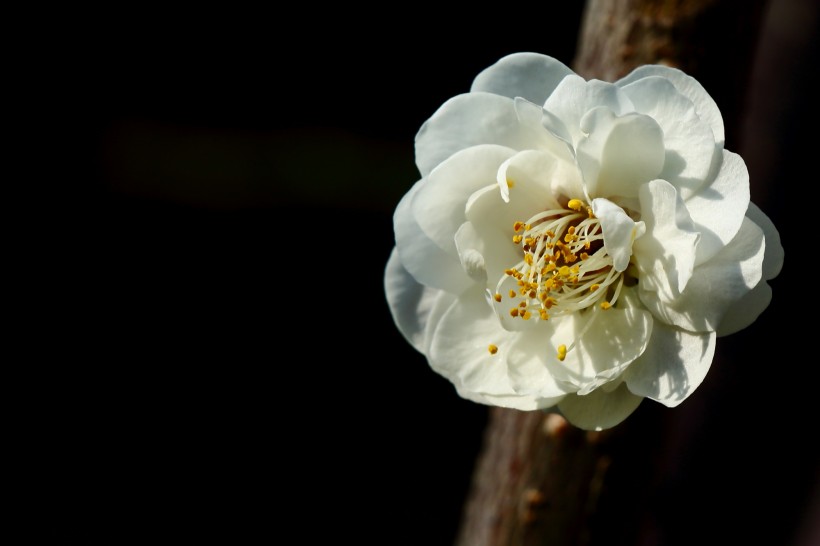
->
[455,1,768,545]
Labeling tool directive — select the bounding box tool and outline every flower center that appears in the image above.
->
[492,198,626,358]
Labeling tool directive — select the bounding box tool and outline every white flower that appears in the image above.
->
[384,53,784,430]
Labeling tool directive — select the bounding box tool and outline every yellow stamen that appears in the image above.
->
[493,293,502,302]
[509,289,516,298]
[507,179,515,188]
[601,301,612,310]
[567,199,584,211]
[488,344,498,355]
[557,344,567,361]
[510,308,519,317]
[513,221,525,232]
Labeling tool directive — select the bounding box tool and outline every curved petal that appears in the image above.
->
[745,202,784,280]
[625,321,716,407]
[454,222,489,284]
[384,248,446,353]
[686,150,750,266]
[557,383,644,431]
[640,216,764,332]
[543,76,634,148]
[496,149,582,205]
[616,65,725,149]
[716,280,772,337]
[413,144,516,256]
[528,307,653,395]
[577,108,666,200]
[415,92,564,177]
[619,76,717,199]
[592,197,646,272]
[503,328,572,399]
[394,180,475,294]
[428,286,516,396]
[633,180,700,302]
[471,52,576,107]
[466,150,581,232]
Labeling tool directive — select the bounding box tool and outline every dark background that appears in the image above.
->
[27,2,817,545]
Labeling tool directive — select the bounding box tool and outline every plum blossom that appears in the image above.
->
[384,53,783,430]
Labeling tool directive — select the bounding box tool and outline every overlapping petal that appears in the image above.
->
[616,65,725,149]
[393,180,474,294]
[640,217,765,332]
[577,108,665,200]
[471,52,575,107]
[625,321,716,406]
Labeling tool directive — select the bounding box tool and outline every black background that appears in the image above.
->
[25,2,818,545]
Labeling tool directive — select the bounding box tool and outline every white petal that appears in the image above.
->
[428,286,517,396]
[496,149,582,205]
[413,144,516,256]
[745,202,784,280]
[625,321,716,407]
[619,76,717,199]
[464,151,582,292]
[592,198,646,272]
[557,383,644,431]
[543,76,634,148]
[616,65,725,149]
[686,150,750,265]
[455,219,516,291]
[640,216,765,332]
[384,248,448,353]
[531,307,653,395]
[415,92,564,177]
[471,52,576,107]
[577,108,666,200]
[632,180,700,301]
[504,326,574,398]
[394,180,475,294]
[716,280,772,337]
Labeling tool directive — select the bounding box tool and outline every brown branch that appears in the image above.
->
[455,1,768,545]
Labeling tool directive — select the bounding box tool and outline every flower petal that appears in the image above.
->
[427,286,517,396]
[496,149,583,205]
[415,92,563,177]
[745,202,784,280]
[632,179,700,302]
[543,76,634,148]
[394,180,475,294]
[518,306,653,395]
[471,52,576,107]
[384,248,454,354]
[686,150,750,265]
[466,150,581,231]
[592,198,647,272]
[715,280,772,337]
[619,76,717,199]
[640,216,765,332]
[616,65,725,149]
[577,107,666,200]
[413,144,516,256]
[625,321,716,407]
[557,383,644,431]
